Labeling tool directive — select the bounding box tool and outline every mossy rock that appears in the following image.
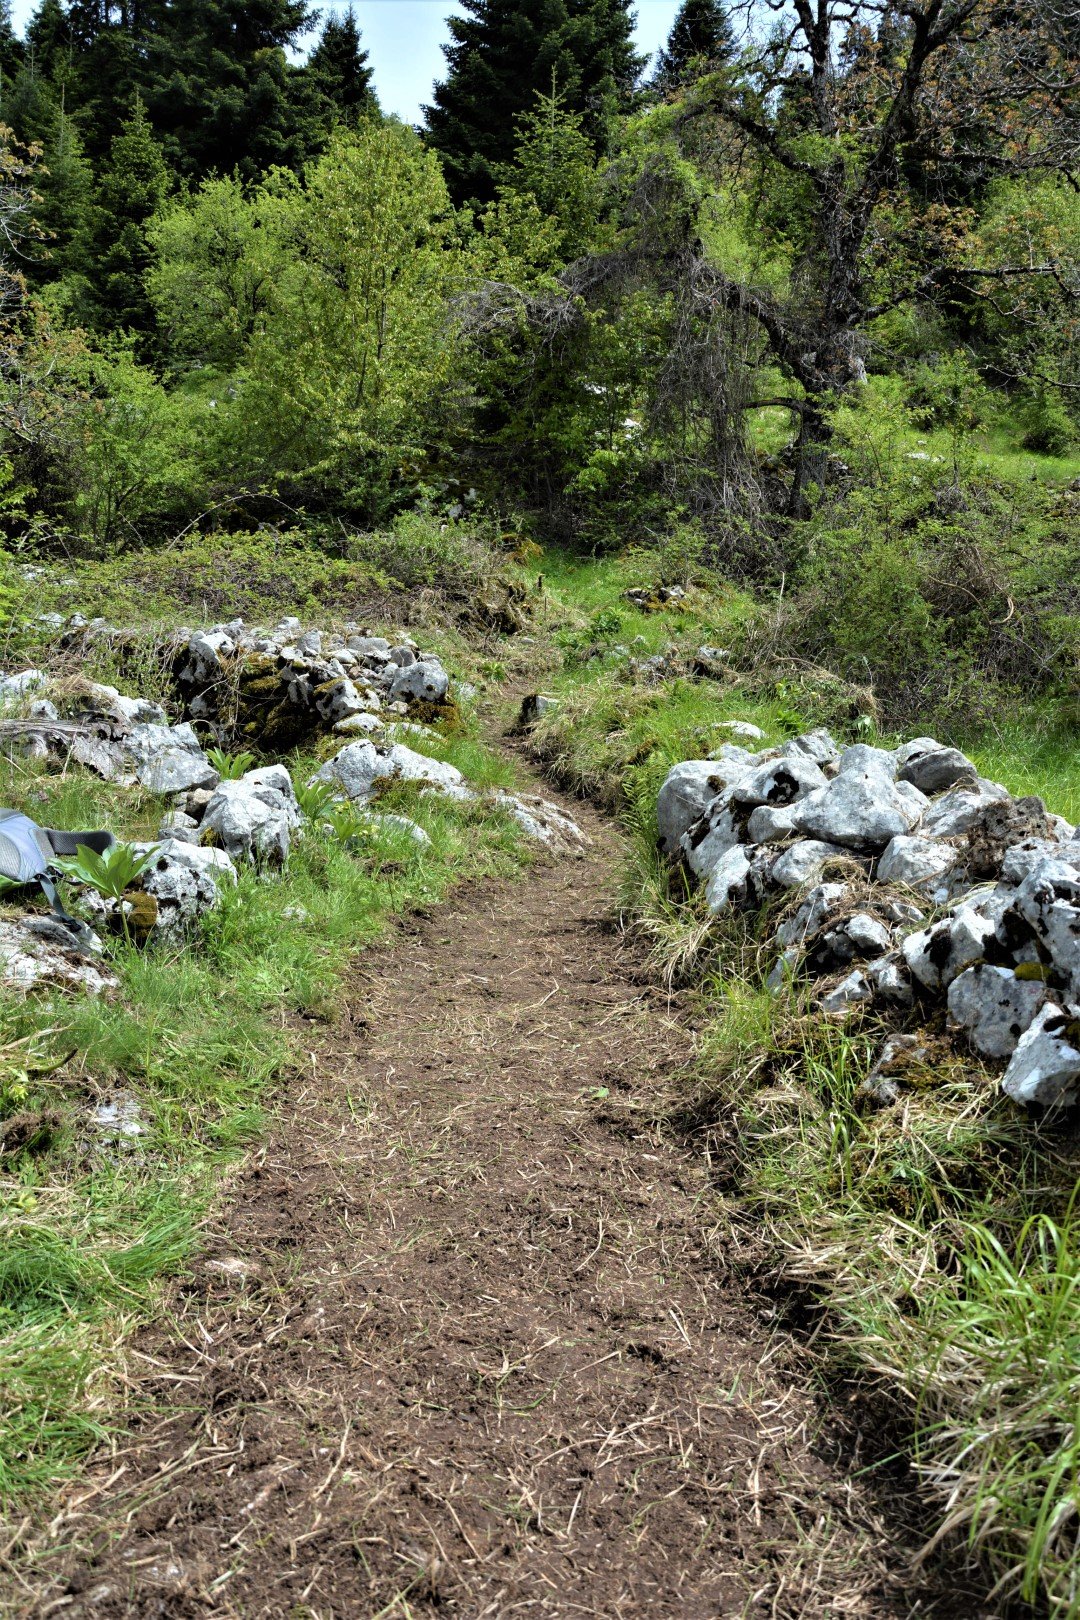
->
[407,696,466,735]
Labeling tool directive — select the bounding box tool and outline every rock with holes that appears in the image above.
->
[389,659,451,706]
[140,839,238,941]
[921,779,1010,839]
[947,964,1047,1060]
[683,793,742,881]
[1013,857,1080,998]
[657,758,751,856]
[902,902,998,992]
[730,755,829,812]
[1002,1004,1080,1108]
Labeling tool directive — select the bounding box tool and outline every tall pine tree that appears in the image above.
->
[652,0,734,91]
[425,0,641,207]
[308,5,376,126]
[140,0,319,179]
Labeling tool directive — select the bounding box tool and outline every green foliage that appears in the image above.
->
[206,747,256,780]
[52,840,156,903]
[84,97,169,339]
[294,778,338,822]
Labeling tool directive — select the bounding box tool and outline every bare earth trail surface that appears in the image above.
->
[11,778,977,1619]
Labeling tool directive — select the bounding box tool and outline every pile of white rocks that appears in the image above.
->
[659,731,1080,1110]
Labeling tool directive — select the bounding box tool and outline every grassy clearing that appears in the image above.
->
[527,538,1080,1613]
[0,614,530,1506]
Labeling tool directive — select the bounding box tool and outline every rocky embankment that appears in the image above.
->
[0,615,586,991]
[659,730,1080,1109]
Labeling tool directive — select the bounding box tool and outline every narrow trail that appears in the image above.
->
[17,772,973,1618]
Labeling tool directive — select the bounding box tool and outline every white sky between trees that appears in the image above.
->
[9,1,684,124]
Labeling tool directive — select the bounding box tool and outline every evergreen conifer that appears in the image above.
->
[308,6,376,125]
[87,94,168,335]
[652,0,734,90]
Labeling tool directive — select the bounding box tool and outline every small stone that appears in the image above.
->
[921,779,1010,839]
[897,744,978,795]
[821,969,873,1015]
[770,839,850,890]
[747,804,796,844]
[716,720,765,742]
[845,913,893,955]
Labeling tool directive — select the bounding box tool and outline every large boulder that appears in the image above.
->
[794,758,927,851]
[730,754,828,810]
[876,835,959,891]
[921,779,1010,839]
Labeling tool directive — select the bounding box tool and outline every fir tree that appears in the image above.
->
[308,5,376,125]
[87,95,168,336]
[32,96,95,290]
[652,0,734,91]
[0,1,22,82]
[141,0,318,180]
[425,0,642,207]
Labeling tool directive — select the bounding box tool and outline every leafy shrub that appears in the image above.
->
[1019,390,1075,456]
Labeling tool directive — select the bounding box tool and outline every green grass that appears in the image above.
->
[0,723,528,1504]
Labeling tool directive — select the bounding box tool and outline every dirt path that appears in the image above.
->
[13,784,974,1619]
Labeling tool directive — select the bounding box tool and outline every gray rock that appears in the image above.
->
[125,723,220,795]
[346,635,392,662]
[1002,838,1073,886]
[201,780,296,865]
[846,913,894,956]
[334,711,384,736]
[897,743,978,795]
[716,720,765,742]
[310,741,473,805]
[766,948,800,994]
[74,682,167,727]
[921,779,1010,839]
[28,699,59,722]
[948,964,1047,1059]
[683,795,741,881]
[865,955,914,1006]
[140,839,238,940]
[705,845,752,914]
[747,804,797,844]
[877,835,959,890]
[837,743,897,779]
[902,902,997,991]
[731,755,828,810]
[1002,1004,1080,1108]
[821,969,874,1015]
[794,766,927,851]
[770,838,851,890]
[389,660,450,705]
[657,760,747,856]
[495,793,589,851]
[314,678,370,726]
[157,812,200,845]
[784,729,841,766]
[242,763,297,805]
[0,917,117,995]
[777,882,850,949]
[1014,857,1080,998]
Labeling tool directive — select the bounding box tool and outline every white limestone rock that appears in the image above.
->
[730,755,828,811]
[877,835,960,890]
[201,779,297,865]
[1002,1004,1080,1108]
[746,804,797,845]
[139,838,238,941]
[794,760,927,851]
[124,722,220,796]
[921,779,1010,838]
[656,758,751,856]
[770,839,850,891]
[948,964,1047,1060]
[704,845,752,914]
[310,740,473,805]
[0,916,117,996]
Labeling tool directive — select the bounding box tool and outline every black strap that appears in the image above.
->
[38,874,95,956]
